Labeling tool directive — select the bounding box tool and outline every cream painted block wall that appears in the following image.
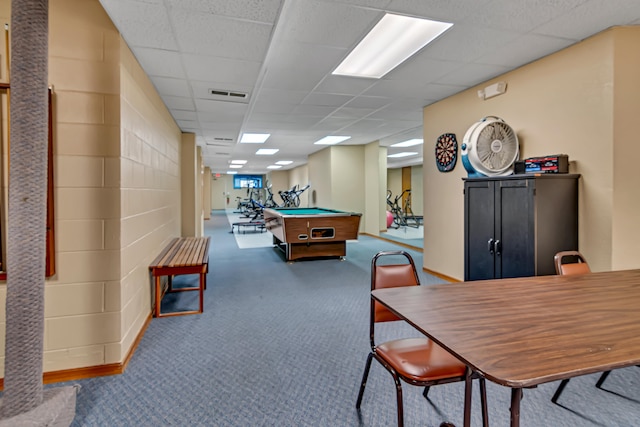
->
[119,39,182,363]
[0,0,125,375]
[203,167,212,219]
[0,0,184,376]
[423,29,623,279]
[181,134,198,237]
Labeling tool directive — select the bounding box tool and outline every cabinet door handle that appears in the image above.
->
[487,238,495,255]
[495,239,501,255]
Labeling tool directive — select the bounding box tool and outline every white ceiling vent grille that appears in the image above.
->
[207,88,249,103]
[206,137,235,146]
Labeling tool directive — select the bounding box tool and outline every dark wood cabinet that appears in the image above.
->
[464,174,579,281]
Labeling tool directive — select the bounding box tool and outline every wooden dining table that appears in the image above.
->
[372,269,640,427]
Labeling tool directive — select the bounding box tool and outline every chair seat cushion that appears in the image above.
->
[376,337,466,382]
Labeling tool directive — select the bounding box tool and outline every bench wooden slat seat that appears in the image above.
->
[149,236,211,318]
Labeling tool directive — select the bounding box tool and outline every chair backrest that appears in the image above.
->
[371,251,420,323]
[554,250,591,276]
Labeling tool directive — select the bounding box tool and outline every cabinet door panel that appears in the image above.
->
[464,181,495,281]
[496,180,534,278]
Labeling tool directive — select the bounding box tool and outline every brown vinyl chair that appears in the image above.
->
[551,250,591,403]
[355,251,488,427]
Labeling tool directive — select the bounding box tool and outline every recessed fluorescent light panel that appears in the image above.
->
[226,171,238,175]
[230,159,247,164]
[391,138,423,148]
[275,160,293,165]
[388,152,419,158]
[267,165,282,169]
[240,133,270,143]
[256,148,279,155]
[229,164,243,169]
[333,13,453,78]
[314,136,351,145]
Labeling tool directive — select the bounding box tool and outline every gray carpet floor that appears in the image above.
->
[49,210,640,426]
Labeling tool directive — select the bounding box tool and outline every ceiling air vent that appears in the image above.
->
[208,88,249,103]
[206,137,235,147]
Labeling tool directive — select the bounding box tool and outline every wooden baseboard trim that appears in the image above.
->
[361,232,423,252]
[0,312,153,390]
[423,268,459,283]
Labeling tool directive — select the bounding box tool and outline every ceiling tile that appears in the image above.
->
[183,54,262,85]
[166,0,283,24]
[152,76,190,97]
[279,1,381,47]
[101,0,177,50]
[171,9,273,60]
[132,48,186,79]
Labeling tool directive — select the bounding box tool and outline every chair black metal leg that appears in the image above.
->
[595,370,611,389]
[392,374,404,427]
[422,386,430,398]
[356,353,374,409]
[551,379,570,403]
[479,378,489,427]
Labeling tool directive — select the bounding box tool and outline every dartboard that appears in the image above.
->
[435,133,458,172]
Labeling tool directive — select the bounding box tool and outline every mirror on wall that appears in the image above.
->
[382,165,423,249]
[0,84,55,279]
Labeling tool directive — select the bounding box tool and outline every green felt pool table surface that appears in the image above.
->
[269,207,352,216]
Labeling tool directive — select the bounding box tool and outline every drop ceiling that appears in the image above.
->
[98,0,640,174]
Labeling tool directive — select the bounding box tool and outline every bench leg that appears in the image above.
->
[155,276,162,318]
[199,273,205,313]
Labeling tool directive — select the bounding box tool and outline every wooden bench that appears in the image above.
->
[149,236,211,318]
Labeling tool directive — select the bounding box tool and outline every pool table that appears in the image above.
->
[263,207,362,261]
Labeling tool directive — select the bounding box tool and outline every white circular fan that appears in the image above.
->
[461,116,519,177]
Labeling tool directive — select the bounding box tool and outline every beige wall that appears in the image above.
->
[410,165,423,217]
[387,168,402,210]
[423,27,639,279]
[266,170,289,206]
[309,149,331,207]
[331,146,365,217]
[288,164,309,207]
[119,39,182,362]
[180,134,199,236]
[364,141,386,234]
[0,0,184,375]
[203,167,211,219]
[611,28,640,270]
[211,173,228,210]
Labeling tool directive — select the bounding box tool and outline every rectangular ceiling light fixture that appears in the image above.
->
[240,133,270,143]
[229,164,243,169]
[256,148,279,155]
[314,136,351,145]
[230,159,247,164]
[275,160,293,165]
[388,151,418,158]
[226,171,238,175]
[333,13,453,79]
[267,165,282,169]
[391,138,423,147]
